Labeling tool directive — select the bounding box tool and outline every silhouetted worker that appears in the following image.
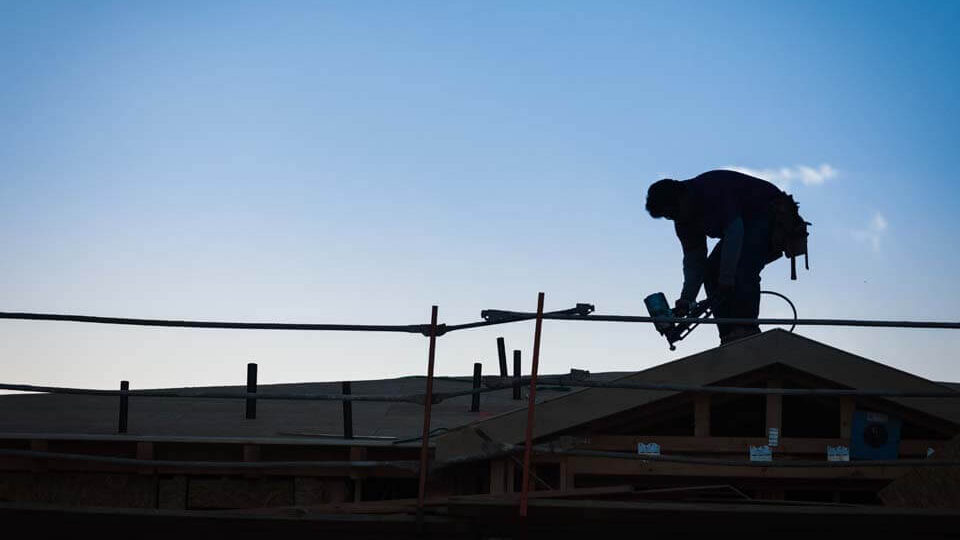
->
[646,170,784,344]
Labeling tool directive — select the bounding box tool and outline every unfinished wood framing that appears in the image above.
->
[840,397,856,439]
[559,456,575,492]
[489,459,507,494]
[694,394,710,437]
[565,455,907,480]
[571,435,942,456]
[765,378,782,438]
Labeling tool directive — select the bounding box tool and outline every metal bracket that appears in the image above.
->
[481,303,595,323]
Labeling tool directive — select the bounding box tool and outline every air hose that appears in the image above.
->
[760,290,798,332]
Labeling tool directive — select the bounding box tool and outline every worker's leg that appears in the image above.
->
[728,215,771,340]
[703,241,731,340]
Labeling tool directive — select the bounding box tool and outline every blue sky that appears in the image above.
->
[2,1,959,391]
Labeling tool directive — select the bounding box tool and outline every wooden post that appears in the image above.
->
[245,363,258,420]
[242,444,261,479]
[694,393,710,438]
[30,440,48,473]
[118,380,129,434]
[342,381,354,439]
[513,350,522,400]
[766,378,783,443]
[489,459,507,494]
[417,306,440,520]
[497,337,508,377]
[350,447,367,502]
[520,292,546,518]
[840,397,855,440]
[560,456,575,492]
[136,442,154,476]
[471,362,482,412]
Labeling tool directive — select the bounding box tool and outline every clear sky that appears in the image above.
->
[2,1,959,391]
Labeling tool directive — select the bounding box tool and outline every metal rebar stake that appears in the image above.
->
[416,305,439,530]
[520,292,545,517]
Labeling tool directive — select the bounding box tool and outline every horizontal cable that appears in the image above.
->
[5,376,957,405]
[5,309,960,336]
[0,311,434,335]
[0,448,418,471]
[545,312,960,330]
[0,383,427,404]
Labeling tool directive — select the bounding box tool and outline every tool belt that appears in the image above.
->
[767,192,811,280]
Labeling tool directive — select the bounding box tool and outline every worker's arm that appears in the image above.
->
[718,216,744,289]
[676,221,707,304]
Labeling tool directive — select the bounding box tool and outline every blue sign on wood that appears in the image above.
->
[851,411,901,460]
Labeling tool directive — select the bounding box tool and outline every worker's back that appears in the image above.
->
[681,170,782,238]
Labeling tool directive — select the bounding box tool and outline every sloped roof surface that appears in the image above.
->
[0,372,627,441]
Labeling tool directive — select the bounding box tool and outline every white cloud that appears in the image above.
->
[871,213,888,232]
[723,164,838,190]
[853,212,889,252]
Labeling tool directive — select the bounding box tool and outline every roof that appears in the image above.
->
[3,329,957,452]
[435,329,960,461]
[0,371,627,442]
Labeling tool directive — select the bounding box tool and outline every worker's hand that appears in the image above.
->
[673,299,695,318]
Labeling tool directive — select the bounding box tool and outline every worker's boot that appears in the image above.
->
[720,326,760,345]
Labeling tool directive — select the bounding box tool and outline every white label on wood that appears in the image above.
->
[637,442,661,456]
[827,445,850,462]
[768,427,780,447]
[749,445,772,462]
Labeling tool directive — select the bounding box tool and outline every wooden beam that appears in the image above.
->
[489,459,506,494]
[136,442,155,475]
[566,455,907,480]
[765,379,782,442]
[573,435,942,456]
[559,457,575,492]
[349,447,368,479]
[29,440,48,473]
[694,394,710,437]
[840,397,855,439]
[242,444,260,462]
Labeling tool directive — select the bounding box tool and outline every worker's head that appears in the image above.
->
[646,179,685,220]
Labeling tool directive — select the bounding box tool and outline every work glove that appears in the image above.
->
[673,298,696,318]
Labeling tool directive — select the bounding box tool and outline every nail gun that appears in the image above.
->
[644,292,713,350]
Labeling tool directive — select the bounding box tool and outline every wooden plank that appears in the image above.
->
[157,475,187,509]
[574,435,942,456]
[765,379,782,438]
[840,397,855,439]
[135,442,154,475]
[242,444,260,462]
[349,446,367,502]
[560,456,575,492]
[880,434,960,508]
[0,432,416,448]
[489,459,506,494]
[29,440,47,473]
[694,394,710,437]
[188,477,294,509]
[566,455,908,480]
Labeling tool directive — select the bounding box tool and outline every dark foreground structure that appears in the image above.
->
[2,329,960,537]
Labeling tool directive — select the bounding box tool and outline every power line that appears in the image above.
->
[3,309,960,334]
